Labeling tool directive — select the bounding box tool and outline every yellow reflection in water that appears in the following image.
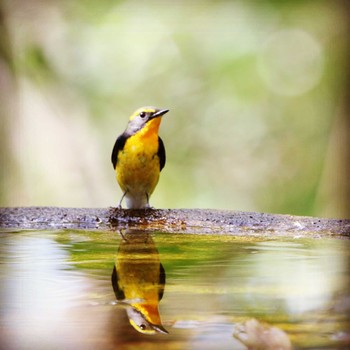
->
[112,229,168,335]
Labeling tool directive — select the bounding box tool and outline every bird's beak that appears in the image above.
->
[153,324,169,334]
[150,109,169,119]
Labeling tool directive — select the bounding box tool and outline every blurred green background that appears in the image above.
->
[1,0,349,218]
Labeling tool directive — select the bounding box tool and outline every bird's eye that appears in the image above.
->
[139,324,146,330]
[140,112,146,118]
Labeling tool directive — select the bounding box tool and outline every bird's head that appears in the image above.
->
[125,106,169,136]
[126,306,168,335]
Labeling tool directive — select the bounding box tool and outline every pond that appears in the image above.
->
[0,228,349,349]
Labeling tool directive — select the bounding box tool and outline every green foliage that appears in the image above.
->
[0,0,348,217]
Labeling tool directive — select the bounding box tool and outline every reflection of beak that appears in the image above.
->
[153,324,169,334]
[150,109,169,119]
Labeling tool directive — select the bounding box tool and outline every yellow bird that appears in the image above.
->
[111,230,168,335]
[111,106,169,209]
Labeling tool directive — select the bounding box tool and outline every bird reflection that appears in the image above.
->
[111,229,168,335]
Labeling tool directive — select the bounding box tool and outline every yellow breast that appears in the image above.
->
[116,119,161,196]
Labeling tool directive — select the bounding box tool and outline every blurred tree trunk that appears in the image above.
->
[0,2,18,205]
[316,0,350,218]
[340,0,350,218]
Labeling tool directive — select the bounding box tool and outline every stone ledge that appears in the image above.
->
[0,207,349,237]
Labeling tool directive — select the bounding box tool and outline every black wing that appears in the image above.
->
[111,133,128,169]
[158,263,166,301]
[111,265,125,300]
[158,137,166,171]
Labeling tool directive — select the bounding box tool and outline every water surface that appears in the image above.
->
[0,229,349,349]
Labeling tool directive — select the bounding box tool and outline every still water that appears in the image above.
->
[0,229,349,349]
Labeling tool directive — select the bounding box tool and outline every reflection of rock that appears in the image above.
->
[111,230,168,335]
[233,318,292,350]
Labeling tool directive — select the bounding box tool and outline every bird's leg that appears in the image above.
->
[118,229,128,241]
[145,192,150,208]
[118,190,128,209]
[145,192,153,209]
